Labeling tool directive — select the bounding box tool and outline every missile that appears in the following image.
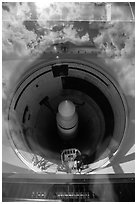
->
[56,100,78,138]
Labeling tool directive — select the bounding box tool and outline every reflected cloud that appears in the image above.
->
[93,22,135,97]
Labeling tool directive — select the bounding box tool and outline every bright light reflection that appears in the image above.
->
[35,2,51,12]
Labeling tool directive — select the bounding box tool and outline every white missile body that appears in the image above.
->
[56,100,78,137]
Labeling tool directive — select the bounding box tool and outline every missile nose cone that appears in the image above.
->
[56,100,78,138]
[58,100,75,118]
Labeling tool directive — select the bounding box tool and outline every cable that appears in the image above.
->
[128,2,135,20]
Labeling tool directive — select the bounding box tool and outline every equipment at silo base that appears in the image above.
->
[58,148,89,173]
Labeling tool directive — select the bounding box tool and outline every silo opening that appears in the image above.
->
[8,61,127,173]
